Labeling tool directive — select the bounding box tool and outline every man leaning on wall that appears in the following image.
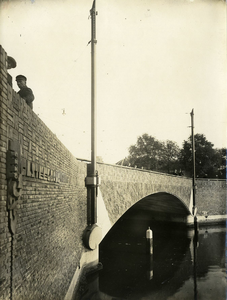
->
[16,75,35,109]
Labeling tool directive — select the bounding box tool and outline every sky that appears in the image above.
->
[0,0,226,164]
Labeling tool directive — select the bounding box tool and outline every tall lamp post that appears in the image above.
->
[190,109,196,217]
[190,109,198,299]
[83,0,102,251]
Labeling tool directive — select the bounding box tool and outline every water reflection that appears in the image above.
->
[77,219,226,300]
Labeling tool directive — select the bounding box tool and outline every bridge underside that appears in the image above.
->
[126,192,192,224]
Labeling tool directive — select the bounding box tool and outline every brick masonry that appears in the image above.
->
[0,45,226,300]
[0,46,88,300]
[196,179,226,216]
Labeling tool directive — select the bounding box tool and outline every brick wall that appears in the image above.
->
[196,179,226,216]
[0,45,88,300]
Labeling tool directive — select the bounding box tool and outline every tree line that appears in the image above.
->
[117,133,226,179]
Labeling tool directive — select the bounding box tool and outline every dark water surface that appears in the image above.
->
[79,218,226,300]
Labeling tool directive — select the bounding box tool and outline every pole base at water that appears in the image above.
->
[83,224,102,250]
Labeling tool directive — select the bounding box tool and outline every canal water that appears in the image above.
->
[78,218,226,300]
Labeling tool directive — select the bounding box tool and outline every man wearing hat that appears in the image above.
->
[16,75,35,109]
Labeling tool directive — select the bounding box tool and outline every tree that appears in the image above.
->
[214,148,226,179]
[120,134,180,173]
[180,134,222,178]
[118,133,225,178]
[161,140,181,173]
[127,134,163,171]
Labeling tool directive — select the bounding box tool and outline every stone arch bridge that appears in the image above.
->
[0,45,225,300]
[95,163,194,232]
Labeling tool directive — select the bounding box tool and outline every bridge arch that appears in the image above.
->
[97,163,193,233]
[99,193,193,300]
[98,191,192,243]
[126,192,192,224]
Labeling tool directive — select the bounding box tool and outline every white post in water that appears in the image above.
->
[146,227,153,279]
[146,227,153,253]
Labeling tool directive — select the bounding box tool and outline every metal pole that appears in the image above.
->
[91,0,97,176]
[190,109,199,299]
[193,229,198,300]
[83,1,102,250]
[90,0,97,224]
[190,109,196,216]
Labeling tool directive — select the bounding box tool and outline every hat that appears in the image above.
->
[7,56,17,69]
[16,75,27,81]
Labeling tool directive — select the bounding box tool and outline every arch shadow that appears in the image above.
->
[99,192,193,299]
[128,191,191,223]
[100,192,192,252]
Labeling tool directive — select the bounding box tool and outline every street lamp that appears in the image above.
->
[83,0,102,250]
[190,109,196,217]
